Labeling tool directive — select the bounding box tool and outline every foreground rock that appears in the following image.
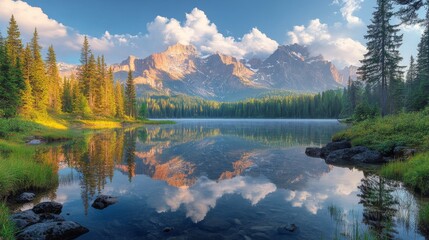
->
[92,195,118,210]
[16,221,89,240]
[11,202,88,240]
[306,141,385,167]
[33,202,62,214]
[16,192,36,203]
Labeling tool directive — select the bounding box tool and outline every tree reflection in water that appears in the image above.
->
[358,174,398,239]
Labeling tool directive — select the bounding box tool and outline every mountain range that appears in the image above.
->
[60,43,357,101]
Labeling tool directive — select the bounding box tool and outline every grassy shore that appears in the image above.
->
[333,111,429,230]
[0,115,173,239]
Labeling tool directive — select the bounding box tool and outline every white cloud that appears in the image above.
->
[288,18,366,67]
[0,3,278,63]
[333,0,364,27]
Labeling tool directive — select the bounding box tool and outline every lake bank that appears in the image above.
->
[330,111,429,234]
[0,116,174,239]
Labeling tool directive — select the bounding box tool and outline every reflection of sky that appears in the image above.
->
[148,176,276,222]
[283,168,364,214]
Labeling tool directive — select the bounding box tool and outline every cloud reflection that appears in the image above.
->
[148,176,276,222]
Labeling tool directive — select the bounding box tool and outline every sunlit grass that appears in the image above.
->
[333,111,429,154]
[75,119,122,129]
[0,202,15,240]
[34,115,68,130]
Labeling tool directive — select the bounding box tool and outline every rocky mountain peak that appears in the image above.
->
[165,43,198,57]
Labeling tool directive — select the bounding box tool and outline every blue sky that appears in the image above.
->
[0,0,423,67]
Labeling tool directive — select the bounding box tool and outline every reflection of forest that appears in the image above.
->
[42,121,341,213]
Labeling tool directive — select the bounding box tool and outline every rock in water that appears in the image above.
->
[321,140,352,158]
[33,202,63,214]
[277,224,299,234]
[92,195,118,210]
[16,192,36,203]
[351,150,384,164]
[10,210,40,230]
[305,147,322,158]
[16,221,89,240]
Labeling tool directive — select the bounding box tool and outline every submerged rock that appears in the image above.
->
[16,192,36,203]
[16,221,89,240]
[10,210,40,230]
[305,147,322,158]
[277,224,299,235]
[33,202,63,214]
[163,227,174,233]
[92,195,118,210]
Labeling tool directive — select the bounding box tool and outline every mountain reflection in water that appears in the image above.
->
[23,120,425,240]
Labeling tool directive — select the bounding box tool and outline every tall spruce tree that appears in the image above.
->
[125,70,136,118]
[46,45,62,112]
[115,82,125,118]
[62,77,73,113]
[0,32,24,117]
[6,15,23,67]
[358,0,404,116]
[19,44,34,117]
[30,29,48,113]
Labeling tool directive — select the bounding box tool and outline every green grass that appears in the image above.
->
[333,111,429,154]
[419,204,429,234]
[0,203,15,240]
[380,152,429,195]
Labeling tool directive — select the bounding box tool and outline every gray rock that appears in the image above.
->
[33,202,62,214]
[321,140,352,158]
[16,221,89,240]
[351,150,384,164]
[16,192,36,203]
[393,146,416,159]
[305,147,322,158]
[10,210,40,230]
[39,213,65,223]
[27,139,42,145]
[92,195,118,210]
[277,224,299,234]
[325,146,369,165]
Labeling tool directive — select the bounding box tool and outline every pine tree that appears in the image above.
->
[6,15,23,67]
[106,67,116,116]
[115,82,125,118]
[19,44,34,117]
[62,77,73,113]
[87,53,97,110]
[358,0,404,116]
[0,33,24,117]
[125,70,136,118]
[46,45,62,113]
[30,29,48,114]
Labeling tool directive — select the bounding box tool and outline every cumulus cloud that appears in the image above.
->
[288,18,366,67]
[332,0,364,27]
[0,2,278,63]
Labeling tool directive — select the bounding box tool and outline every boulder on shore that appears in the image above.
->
[16,192,36,203]
[33,202,63,215]
[10,210,40,230]
[16,221,89,240]
[351,150,383,164]
[393,146,416,159]
[305,147,322,158]
[92,195,118,210]
[321,140,352,158]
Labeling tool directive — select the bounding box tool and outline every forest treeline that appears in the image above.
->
[0,16,137,119]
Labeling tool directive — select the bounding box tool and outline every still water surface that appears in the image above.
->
[21,119,426,239]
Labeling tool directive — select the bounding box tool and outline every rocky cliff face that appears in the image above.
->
[108,43,355,101]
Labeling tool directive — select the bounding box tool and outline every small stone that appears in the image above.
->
[277,224,299,234]
[92,195,118,210]
[27,139,42,145]
[16,192,36,203]
[33,202,63,214]
[163,227,174,233]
